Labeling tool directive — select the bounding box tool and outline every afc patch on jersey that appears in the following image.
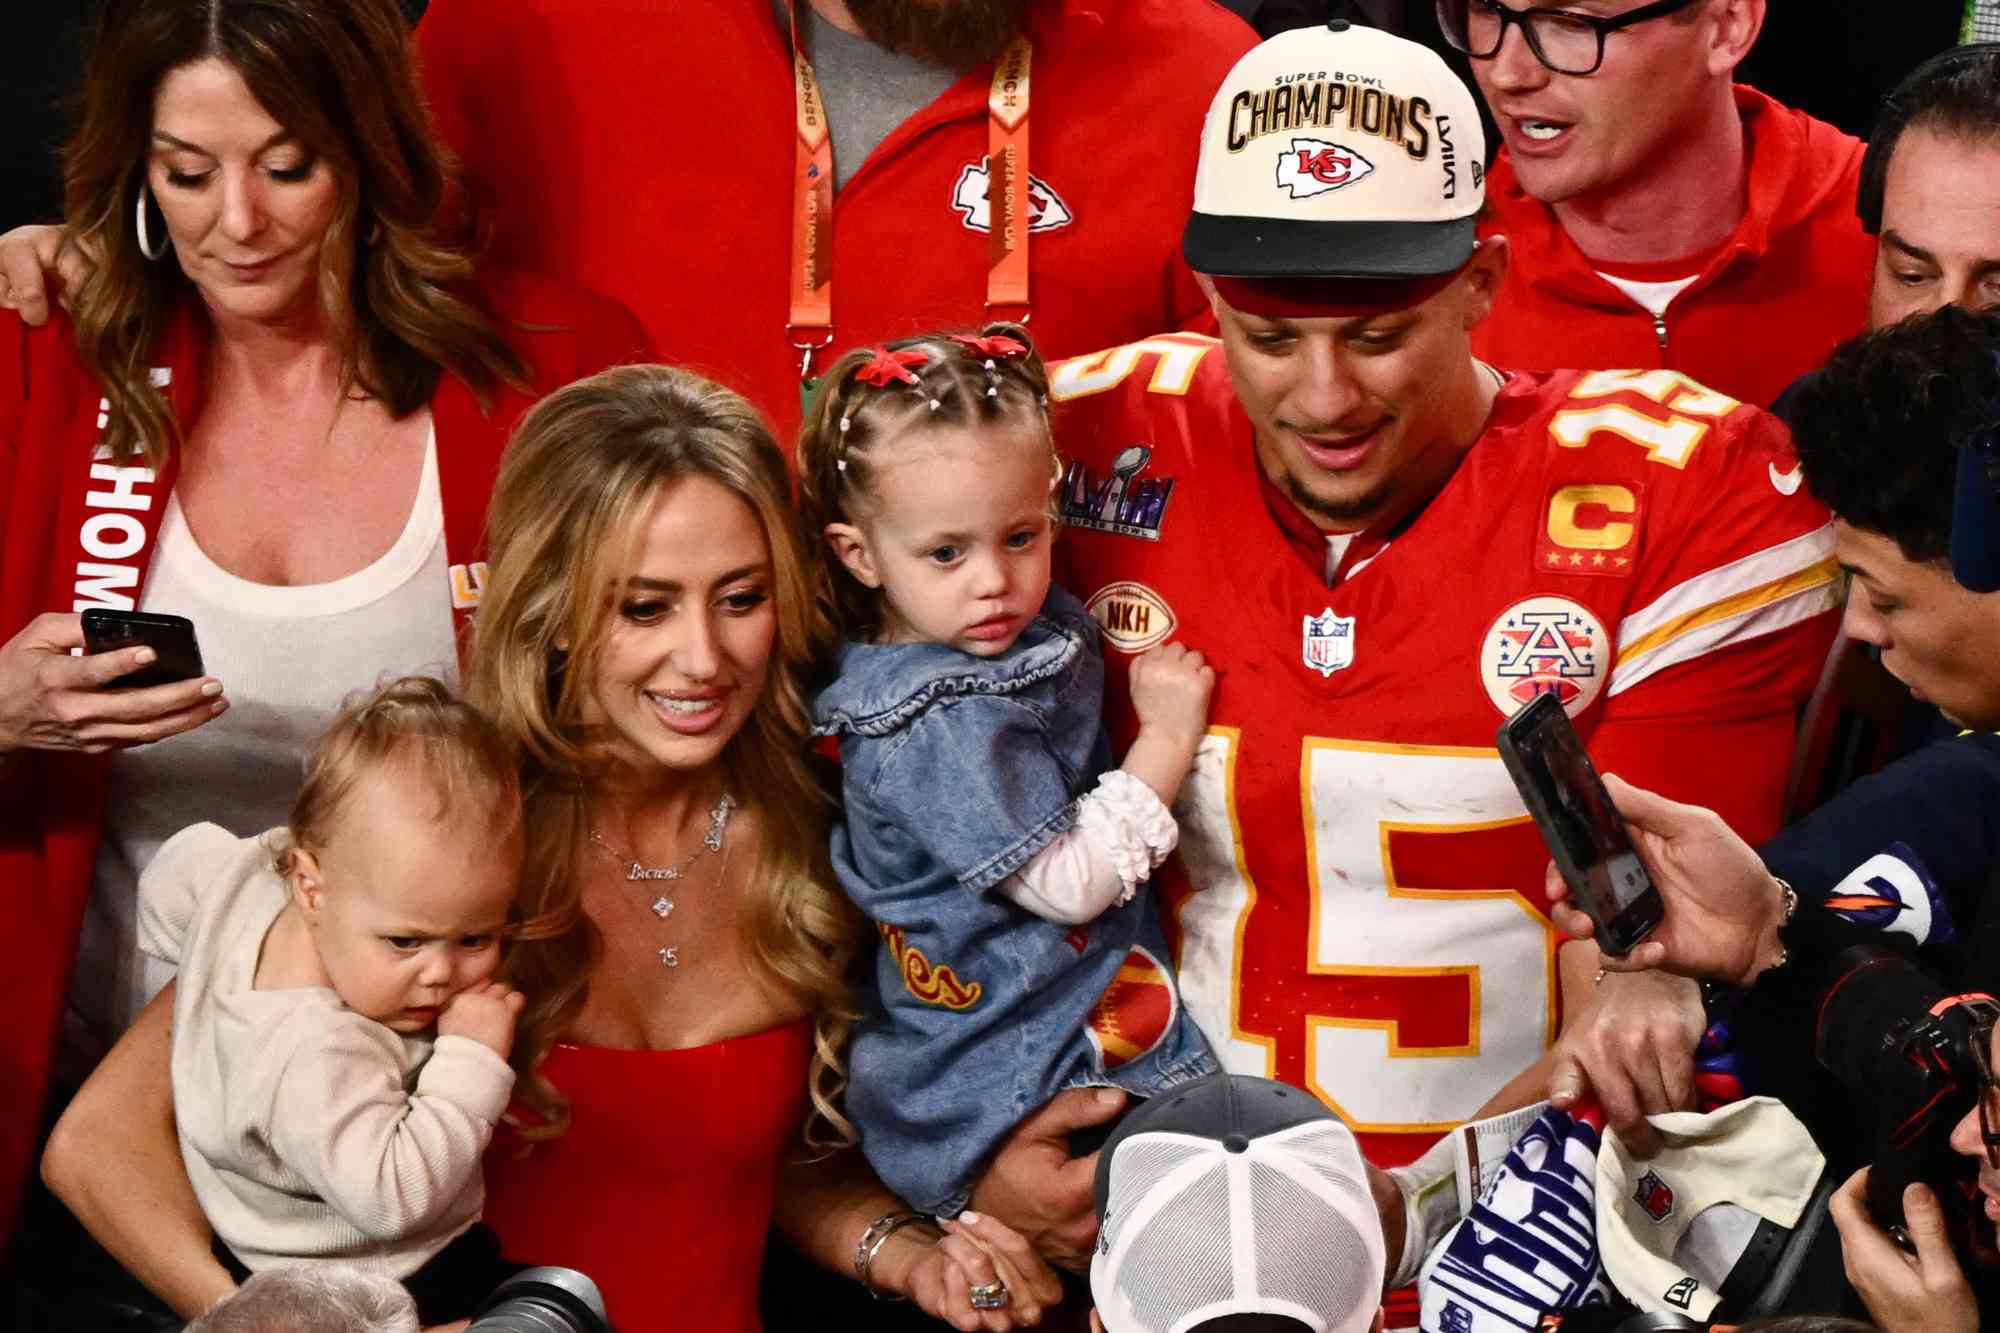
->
[1060,444,1176,539]
[951,156,1075,234]
[1480,596,1606,717]
[1301,608,1355,677]
[1086,581,1177,654]
[1537,483,1640,578]
[1275,137,1375,198]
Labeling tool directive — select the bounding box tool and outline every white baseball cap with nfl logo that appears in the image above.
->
[1184,20,1487,280]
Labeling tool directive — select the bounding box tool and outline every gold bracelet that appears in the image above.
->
[853,1210,935,1301]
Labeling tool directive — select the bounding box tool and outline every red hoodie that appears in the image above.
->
[0,272,645,1248]
[1473,86,1874,408]
[416,0,1255,444]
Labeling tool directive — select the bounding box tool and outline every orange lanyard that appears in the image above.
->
[787,2,1032,390]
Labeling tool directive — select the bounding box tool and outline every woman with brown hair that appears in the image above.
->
[44,366,1063,1331]
[0,0,644,1267]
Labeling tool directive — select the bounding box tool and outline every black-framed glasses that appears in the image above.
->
[1969,1003,2000,1169]
[1436,0,1705,77]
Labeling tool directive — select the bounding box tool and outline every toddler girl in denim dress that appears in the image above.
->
[798,325,1218,1215]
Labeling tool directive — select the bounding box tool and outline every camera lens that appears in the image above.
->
[466,1268,610,1333]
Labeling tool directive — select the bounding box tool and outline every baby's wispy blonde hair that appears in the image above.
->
[278,674,524,881]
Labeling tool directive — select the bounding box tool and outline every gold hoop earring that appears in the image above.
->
[135,183,169,261]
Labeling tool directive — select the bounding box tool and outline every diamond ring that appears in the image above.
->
[968,1280,1011,1310]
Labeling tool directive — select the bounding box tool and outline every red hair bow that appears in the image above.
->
[853,347,931,387]
[950,334,1028,360]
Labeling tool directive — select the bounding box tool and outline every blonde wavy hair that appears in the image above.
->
[61,0,528,470]
[276,675,522,884]
[469,364,865,1149]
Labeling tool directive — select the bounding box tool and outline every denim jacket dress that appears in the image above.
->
[812,585,1215,1214]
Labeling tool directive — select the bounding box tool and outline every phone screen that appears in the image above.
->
[1517,708,1651,915]
[1498,694,1659,953]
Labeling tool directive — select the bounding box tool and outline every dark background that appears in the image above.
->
[0,2,1967,235]
[0,2,1968,235]
[2,0,429,233]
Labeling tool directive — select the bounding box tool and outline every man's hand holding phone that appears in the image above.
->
[0,611,226,756]
[1540,774,1792,989]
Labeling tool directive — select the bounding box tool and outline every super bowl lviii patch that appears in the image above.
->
[1061,446,1175,539]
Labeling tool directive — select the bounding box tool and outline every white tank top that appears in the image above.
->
[64,424,457,1075]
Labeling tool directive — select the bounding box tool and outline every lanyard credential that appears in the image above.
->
[787,2,1032,409]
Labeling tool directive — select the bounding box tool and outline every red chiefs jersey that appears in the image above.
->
[1050,334,1842,1168]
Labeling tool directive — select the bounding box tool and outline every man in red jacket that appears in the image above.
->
[412,0,1255,442]
[1438,0,1874,406]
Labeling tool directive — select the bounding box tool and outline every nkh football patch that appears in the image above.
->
[1275,137,1375,199]
[1480,597,1606,717]
[1302,607,1355,677]
[950,157,1074,234]
[1085,944,1178,1070]
[1086,581,1177,654]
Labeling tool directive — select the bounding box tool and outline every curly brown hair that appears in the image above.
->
[62,0,528,469]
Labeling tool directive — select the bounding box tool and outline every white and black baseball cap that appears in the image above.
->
[1183,20,1486,286]
[1596,1097,1829,1322]
[1090,1075,1385,1333]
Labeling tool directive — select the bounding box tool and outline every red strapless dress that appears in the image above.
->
[482,1021,812,1333]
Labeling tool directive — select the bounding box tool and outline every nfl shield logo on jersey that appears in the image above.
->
[1301,608,1354,677]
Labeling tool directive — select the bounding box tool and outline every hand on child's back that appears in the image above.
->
[436,980,525,1058]
[1128,642,1215,749]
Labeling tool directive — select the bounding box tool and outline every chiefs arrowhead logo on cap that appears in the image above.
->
[1275,137,1375,199]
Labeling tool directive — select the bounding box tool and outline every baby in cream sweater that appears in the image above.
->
[139,677,527,1323]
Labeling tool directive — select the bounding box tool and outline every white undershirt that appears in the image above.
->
[64,423,454,1078]
[1594,270,1701,319]
[997,770,1180,924]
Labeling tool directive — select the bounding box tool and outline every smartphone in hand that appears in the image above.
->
[80,609,205,689]
[1496,692,1663,957]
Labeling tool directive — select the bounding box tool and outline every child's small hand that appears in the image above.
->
[1128,642,1214,750]
[437,981,525,1058]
